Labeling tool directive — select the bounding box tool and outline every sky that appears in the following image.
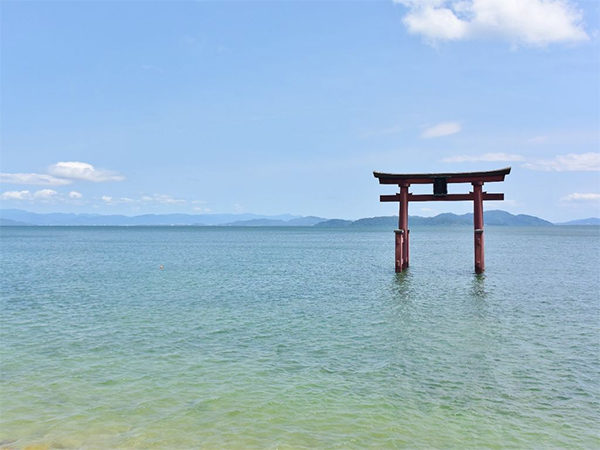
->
[1,0,599,222]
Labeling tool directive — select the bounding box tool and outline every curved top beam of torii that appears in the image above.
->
[373,167,511,185]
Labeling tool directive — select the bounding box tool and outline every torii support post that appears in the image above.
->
[374,167,510,274]
[399,183,409,271]
[394,229,403,272]
[473,182,484,274]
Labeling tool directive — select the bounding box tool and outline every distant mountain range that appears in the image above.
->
[556,217,600,226]
[317,210,554,227]
[222,216,326,227]
[0,208,597,227]
[0,209,305,226]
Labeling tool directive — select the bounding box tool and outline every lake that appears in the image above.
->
[1,226,598,448]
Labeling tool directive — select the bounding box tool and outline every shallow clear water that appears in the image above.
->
[1,226,599,448]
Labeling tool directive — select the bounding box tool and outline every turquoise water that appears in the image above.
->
[1,226,598,448]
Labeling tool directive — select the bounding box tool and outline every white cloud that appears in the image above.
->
[97,194,188,206]
[422,121,462,138]
[157,195,185,204]
[1,161,123,186]
[396,0,588,45]
[33,189,57,199]
[1,190,32,200]
[99,195,140,205]
[523,152,600,171]
[442,152,524,162]
[403,4,469,41]
[69,191,83,199]
[0,189,57,201]
[562,192,600,202]
[0,172,72,186]
[443,152,600,171]
[141,194,186,204]
[48,162,124,182]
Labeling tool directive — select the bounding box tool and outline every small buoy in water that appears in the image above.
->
[159,265,164,270]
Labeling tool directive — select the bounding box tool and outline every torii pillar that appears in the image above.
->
[472,181,484,273]
[395,183,409,272]
[374,167,510,274]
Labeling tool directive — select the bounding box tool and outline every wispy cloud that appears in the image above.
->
[523,152,600,172]
[0,172,72,186]
[421,121,461,138]
[0,188,197,207]
[33,189,57,199]
[98,194,188,206]
[48,162,124,182]
[1,190,33,200]
[395,0,588,46]
[101,196,135,204]
[442,152,524,163]
[2,162,124,186]
[1,189,57,201]
[141,194,186,205]
[442,152,600,172]
[561,192,600,202]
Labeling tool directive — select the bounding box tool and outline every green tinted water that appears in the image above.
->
[1,226,598,448]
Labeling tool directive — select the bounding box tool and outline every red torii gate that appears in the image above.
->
[373,167,511,274]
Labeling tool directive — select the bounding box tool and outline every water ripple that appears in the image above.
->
[1,226,598,448]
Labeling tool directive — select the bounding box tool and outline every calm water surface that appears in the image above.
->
[1,226,599,448]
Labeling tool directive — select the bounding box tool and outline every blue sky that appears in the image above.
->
[1,0,599,221]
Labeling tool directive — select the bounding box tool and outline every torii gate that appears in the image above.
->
[373,167,511,274]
